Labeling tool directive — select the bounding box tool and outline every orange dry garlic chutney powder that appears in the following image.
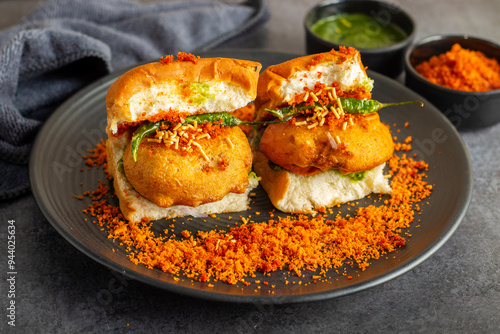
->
[80,131,432,286]
[415,43,500,92]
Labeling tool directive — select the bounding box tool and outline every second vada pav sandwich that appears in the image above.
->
[252,47,422,213]
[106,53,267,223]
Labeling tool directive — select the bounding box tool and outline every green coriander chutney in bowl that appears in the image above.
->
[305,0,416,78]
[311,13,408,49]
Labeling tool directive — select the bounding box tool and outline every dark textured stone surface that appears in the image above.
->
[1,0,500,333]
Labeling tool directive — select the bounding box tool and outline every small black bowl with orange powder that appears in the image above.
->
[305,0,416,78]
[405,35,500,130]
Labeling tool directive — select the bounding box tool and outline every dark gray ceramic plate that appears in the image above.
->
[30,50,473,304]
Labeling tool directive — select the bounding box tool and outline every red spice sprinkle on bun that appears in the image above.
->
[159,52,200,65]
[334,46,358,63]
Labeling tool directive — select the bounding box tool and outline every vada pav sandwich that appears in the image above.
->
[106,53,266,223]
[252,47,422,213]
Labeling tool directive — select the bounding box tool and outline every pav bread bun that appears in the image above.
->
[106,53,261,223]
[252,48,394,214]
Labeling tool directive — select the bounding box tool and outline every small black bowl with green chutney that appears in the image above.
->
[305,0,416,78]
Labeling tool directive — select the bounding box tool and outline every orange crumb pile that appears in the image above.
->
[80,134,432,285]
[415,43,500,92]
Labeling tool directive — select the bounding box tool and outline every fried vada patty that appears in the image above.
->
[122,126,252,208]
[258,113,394,176]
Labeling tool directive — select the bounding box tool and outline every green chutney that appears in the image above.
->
[311,13,407,49]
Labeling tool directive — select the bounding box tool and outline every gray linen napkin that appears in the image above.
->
[0,0,269,200]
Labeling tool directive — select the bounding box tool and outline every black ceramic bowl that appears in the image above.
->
[304,0,416,78]
[405,35,500,130]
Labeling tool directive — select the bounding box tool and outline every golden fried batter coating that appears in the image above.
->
[259,113,393,175]
[122,127,252,208]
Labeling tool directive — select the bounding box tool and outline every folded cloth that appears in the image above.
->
[0,0,269,200]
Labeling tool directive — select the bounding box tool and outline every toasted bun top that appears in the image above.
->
[106,55,261,135]
[255,48,373,120]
